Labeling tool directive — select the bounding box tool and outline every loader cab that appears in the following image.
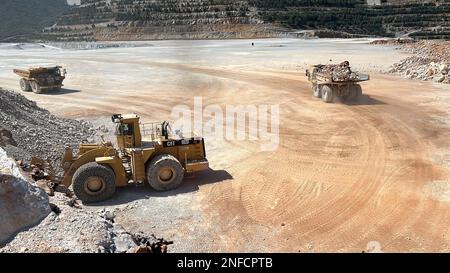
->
[112,114,142,149]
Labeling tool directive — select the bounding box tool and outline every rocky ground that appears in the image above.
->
[372,39,450,83]
[0,190,172,253]
[0,88,94,174]
[0,90,172,253]
[0,148,51,244]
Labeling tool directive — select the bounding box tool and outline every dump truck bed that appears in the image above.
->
[311,69,370,85]
[13,67,62,79]
[13,69,32,78]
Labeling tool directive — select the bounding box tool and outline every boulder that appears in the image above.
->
[114,233,136,253]
[439,64,449,75]
[0,148,51,245]
[436,75,446,83]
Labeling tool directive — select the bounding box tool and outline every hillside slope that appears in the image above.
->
[0,0,69,41]
[252,0,450,39]
[43,0,285,41]
[2,0,449,41]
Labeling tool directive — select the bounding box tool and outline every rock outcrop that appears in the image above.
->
[0,88,94,174]
[43,0,284,41]
[0,148,51,245]
[377,40,450,84]
[3,0,450,42]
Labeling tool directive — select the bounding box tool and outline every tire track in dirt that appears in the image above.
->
[347,99,448,252]
[10,58,449,252]
[311,107,424,251]
[174,67,450,252]
[271,81,449,252]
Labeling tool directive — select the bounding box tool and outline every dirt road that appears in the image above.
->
[1,39,449,252]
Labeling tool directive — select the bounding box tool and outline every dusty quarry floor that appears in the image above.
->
[1,39,450,252]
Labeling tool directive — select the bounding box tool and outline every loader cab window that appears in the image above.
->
[116,123,133,136]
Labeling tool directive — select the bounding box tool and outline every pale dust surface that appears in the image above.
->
[1,39,450,252]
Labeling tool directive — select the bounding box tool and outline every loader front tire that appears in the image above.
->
[20,78,31,92]
[147,154,184,192]
[72,162,116,203]
[30,81,42,94]
[321,85,334,103]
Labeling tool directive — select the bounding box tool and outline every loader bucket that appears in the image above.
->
[30,157,55,182]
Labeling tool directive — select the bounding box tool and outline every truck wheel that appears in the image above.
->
[313,84,321,98]
[147,154,184,192]
[30,81,42,94]
[338,84,351,101]
[20,78,31,92]
[321,85,334,103]
[348,84,362,101]
[72,162,116,203]
[352,84,363,100]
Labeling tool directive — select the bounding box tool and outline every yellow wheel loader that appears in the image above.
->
[59,114,209,203]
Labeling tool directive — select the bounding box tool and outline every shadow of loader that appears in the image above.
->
[89,168,233,206]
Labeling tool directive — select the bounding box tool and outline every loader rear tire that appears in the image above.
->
[147,154,184,192]
[20,78,31,92]
[72,162,116,203]
[30,81,42,94]
[321,85,334,103]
